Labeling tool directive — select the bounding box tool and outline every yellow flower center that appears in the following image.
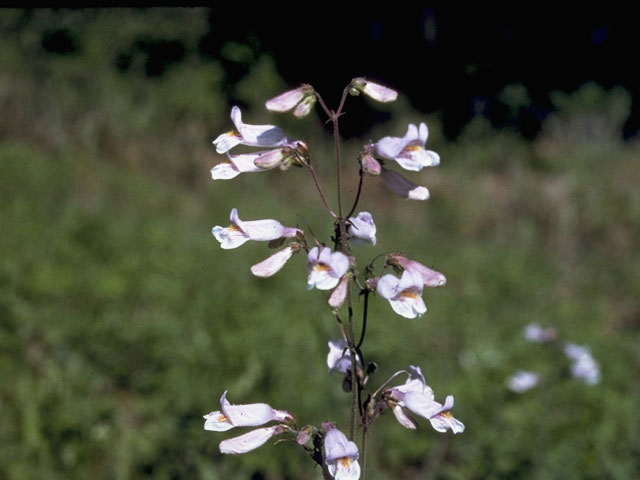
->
[339,457,352,467]
[402,145,422,153]
[313,263,331,272]
[227,224,242,232]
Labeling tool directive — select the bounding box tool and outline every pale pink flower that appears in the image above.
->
[203,391,293,432]
[327,338,358,374]
[323,423,361,480]
[351,77,398,103]
[213,106,289,154]
[347,212,377,246]
[386,366,465,434]
[506,370,541,393]
[380,168,430,200]
[212,208,300,249]
[266,84,316,118]
[374,123,440,171]
[307,247,350,290]
[390,254,446,287]
[376,270,426,319]
[250,244,300,278]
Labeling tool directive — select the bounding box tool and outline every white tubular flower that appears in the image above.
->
[203,391,293,432]
[564,343,600,385]
[387,366,465,434]
[307,247,350,291]
[380,168,430,201]
[390,254,446,287]
[213,106,288,154]
[265,84,316,118]
[327,338,358,374]
[323,423,361,480]
[506,370,541,393]
[523,323,557,343]
[374,123,440,171]
[350,77,398,103]
[210,152,264,180]
[347,212,377,246]
[212,208,300,250]
[219,425,285,455]
[376,270,426,319]
[250,244,300,278]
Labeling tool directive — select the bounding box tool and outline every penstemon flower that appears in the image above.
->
[373,123,440,172]
[212,208,300,249]
[347,212,377,246]
[390,254,446,287]
[266,84,317,117]
[204,391,294,455]
[386,366,465,434]
[376,269,427,319]
[210,144,307,180]
[350,77,398,103]
[307,246,350,290]
[327,338,359,374]
[213,106,289,154]
[323,423,361,480]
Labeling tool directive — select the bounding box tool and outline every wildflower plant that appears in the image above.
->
[204,78,464,478]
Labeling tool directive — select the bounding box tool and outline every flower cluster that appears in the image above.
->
[204,78,463,479]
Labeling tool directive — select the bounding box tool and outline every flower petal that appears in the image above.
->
[381,168,430,201]
[219,426,283,455]
[210,162,242,180]
[203,410,234,431]
[391,405,418,429]
[250,246,296,278]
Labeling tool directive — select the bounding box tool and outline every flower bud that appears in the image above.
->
[360,150,381,175]
[350,77,398,103]
[265,84,316,117]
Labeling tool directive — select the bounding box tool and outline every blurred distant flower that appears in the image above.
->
[374,123,439,172]
[307,246,350,290]
[506,370,541,393]
[350,77,398,103]
[213,106,289,154]
[390,254,446,287]
[323,423,361,480]
[564,343,600,385]
[212,208,300,249]
[380,168,430,200]
[523,323,557,343]
[376,270,426,319]
[347,212,377,246]
[386,365,465,434]
[266,84,316,117]
[251,244,301,278]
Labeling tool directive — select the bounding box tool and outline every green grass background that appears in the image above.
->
[1,9,639,479]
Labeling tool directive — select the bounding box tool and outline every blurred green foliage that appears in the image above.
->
[1,8,639,480]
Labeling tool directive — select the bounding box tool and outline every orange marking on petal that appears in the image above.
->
[314,264,331,272]
[339,457,352,467]
[403,145,422,152]
[217,414,229,422]
[227,224,242,232]
[400,290,419,299]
